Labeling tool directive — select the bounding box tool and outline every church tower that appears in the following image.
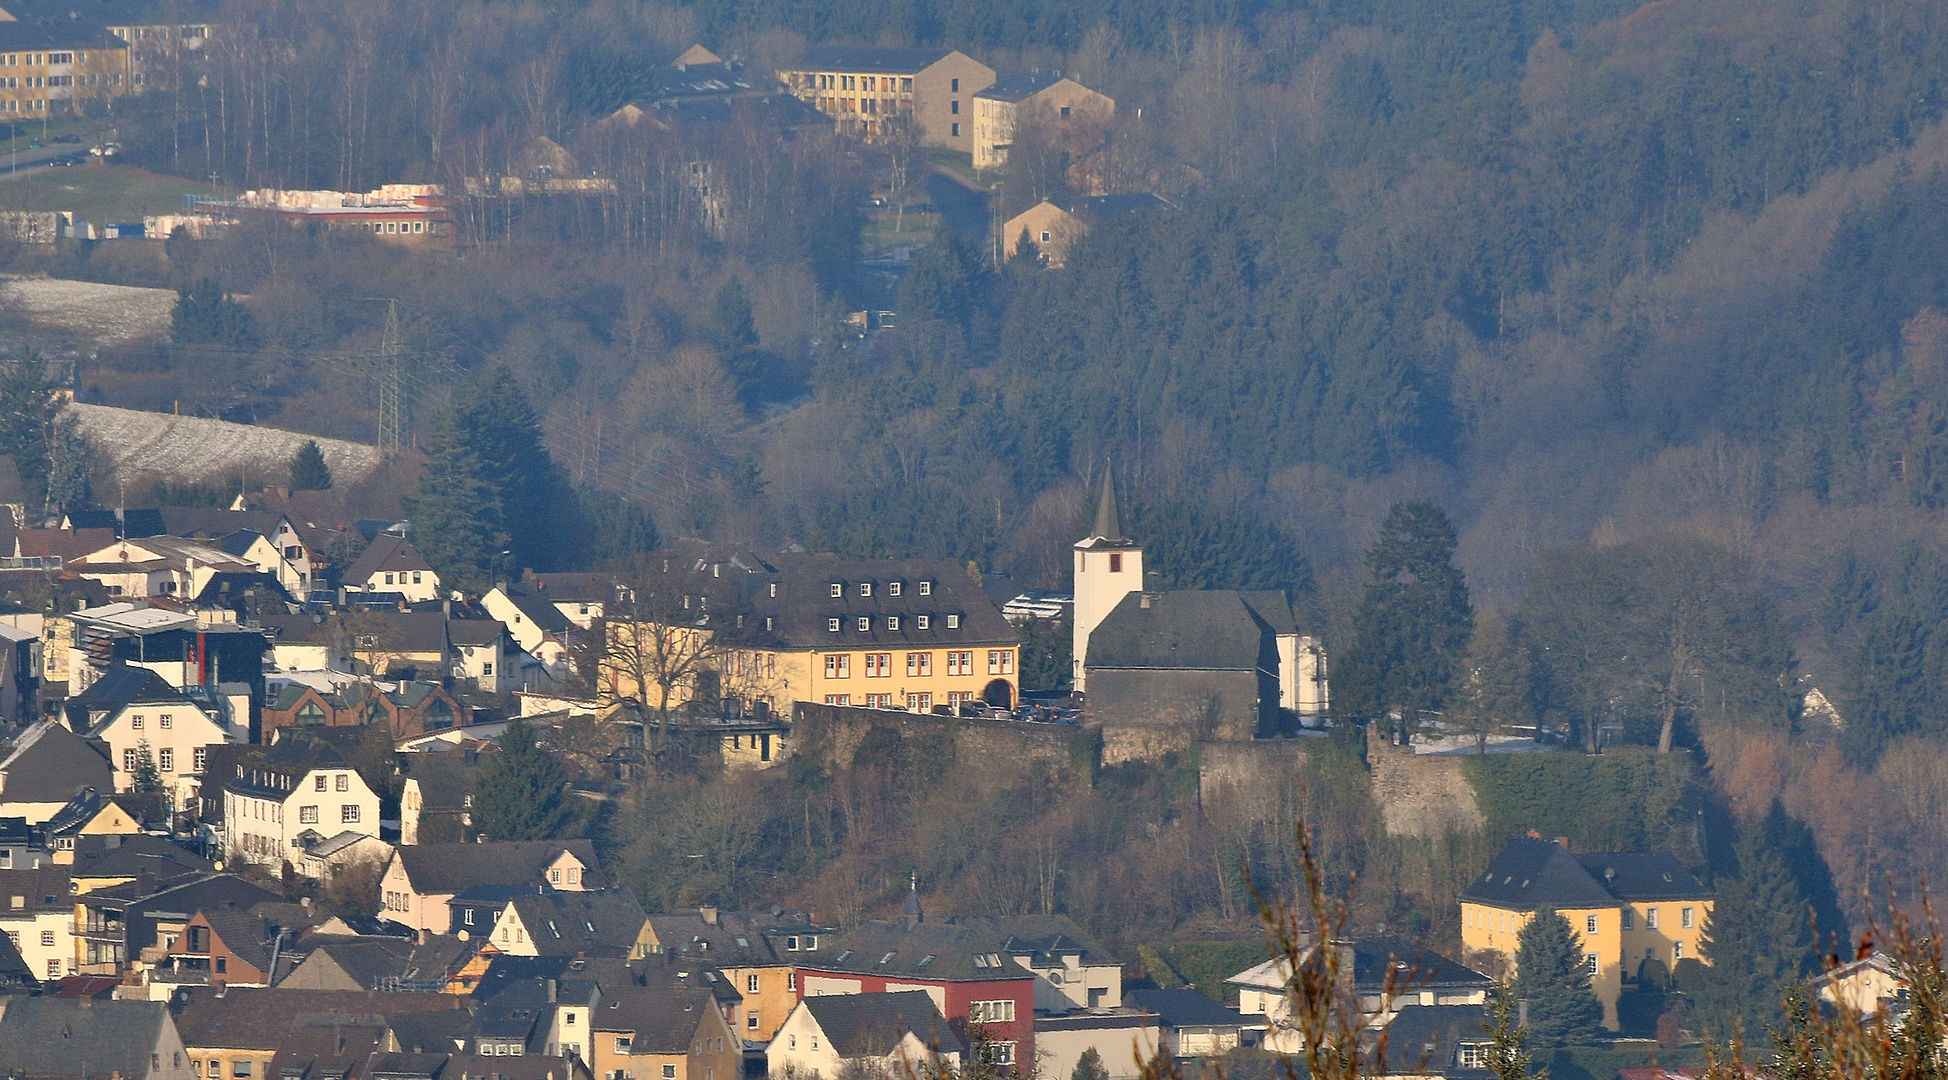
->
[1071,469,1143,693]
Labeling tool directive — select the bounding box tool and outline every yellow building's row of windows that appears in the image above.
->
[1468,904,1696,933]
[825,691,977,710]
[806,73,915,92]
[821,650,1012,678]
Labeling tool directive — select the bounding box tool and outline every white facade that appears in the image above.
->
[223,765,379,866]
[1070,538,1142,694]
[480,589,571,675]
[95,700,229,791]
[1,904,73,982]
[766,1000,962,1080]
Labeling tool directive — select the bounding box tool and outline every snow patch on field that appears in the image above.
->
[67,402,382,484]
[2,275,176,346]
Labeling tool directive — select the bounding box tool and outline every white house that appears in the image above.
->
[0,720,113,823]
[377,840,602,935]
[65,537,258,600]
[446,619,526,694]
[343,533,440,602]
[480,586,575,678]
[70,666,230,792]
[767,992,965,1080]
[219,739,380,867]
[0,866,77,982]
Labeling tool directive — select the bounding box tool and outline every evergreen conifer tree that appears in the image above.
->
[289,440,332,491]
[1338,500,1474,738]
[1511,907,1603,1049]
[170,278,256,347]
[897,229,987,332]
[446,368,580,577]
[1451,615,1536,752]
[1070,1048,1109,1080]
[1696,828,1815,1035]
[129,740,162,794]
[1482,984,1538,1080]
[471,717,577,841]
[402,409,507,593]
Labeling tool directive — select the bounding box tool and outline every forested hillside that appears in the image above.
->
[15,0,1948,955]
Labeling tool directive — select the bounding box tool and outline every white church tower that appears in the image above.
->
[1071,470,1142,693]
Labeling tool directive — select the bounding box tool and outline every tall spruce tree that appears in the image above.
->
[447,367,580,575]
[1337,501,1474,738]
[1695,829,1815,1036]
[1483,984,1538,1080]
[1511,908,1604,1049]
[289,440,332,491]
[402,408,507,593]
[471,717,577,841]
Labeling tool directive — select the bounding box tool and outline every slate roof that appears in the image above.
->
[0,719,112,803]
[392,840,602,895]
[68,833,213,880]
[1085,590,1295,671]
[68,663,198,730]
[1367,1003,1496,1077]
[1227,939,1490,999]
[504,886,645,958]
[805,914,1110,982]
[1070,193,1171,220]
[0,916,35,988]
[974,72,1064,102]
[285,935,471,990]
[66,508,165,537]
[800,990,965,1058]
[221,736,349,800]
[1126,988,1248,1030]
[348,534,435,583]
[0,867,72,914]
[785,45,952,74]
[646,907,831,967]
[386,1008,477,1054]
[365,1051,591,1080]
[0,0,221,28]
[348,610,448,654]
[0,998,172,1075]
[172,986,471,1050]
[446,618,509,647]
[588,982,718,1051]
[520,572,617,603]
[497,589,571,634]
[1573,851,1713,902]
[1461,836,1709,910]
[402,753,482,815]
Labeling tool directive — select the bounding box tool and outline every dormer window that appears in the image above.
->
[786,936,800,950]
[947,614,961,629]
[859,582,873,597]
[770,583,778,597]
[830,583,844,598]
[917,615,930,630]
[887,616,900,632]
[919,581,932,596]
[857,617,871,632]
[889,581,903,597]
[828,618,842,632]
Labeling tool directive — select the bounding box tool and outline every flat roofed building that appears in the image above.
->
[778,45,993,154]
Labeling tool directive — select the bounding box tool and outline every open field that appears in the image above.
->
[0,163,220,225]
[1,275,175,346]
[68,402,383,486]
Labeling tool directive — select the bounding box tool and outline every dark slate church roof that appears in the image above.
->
[1085,590,1295,671]
[1461,836,1712,910]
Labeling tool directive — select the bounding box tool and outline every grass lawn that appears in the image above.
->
[0,164,220,225]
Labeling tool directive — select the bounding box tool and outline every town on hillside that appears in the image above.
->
[0,0,1938,1077]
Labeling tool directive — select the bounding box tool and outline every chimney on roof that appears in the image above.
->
[1556,837,1569,850]
[547,979,558,1003]
[1525,829,1541,839]
[700,905,718,925]
[904,871,922,928]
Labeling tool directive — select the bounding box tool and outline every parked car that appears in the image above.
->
[49,155,81,166]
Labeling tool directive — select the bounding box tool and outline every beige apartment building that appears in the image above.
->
[971,72,1113,170]
[0,24,131,118]
[778,45,993,154]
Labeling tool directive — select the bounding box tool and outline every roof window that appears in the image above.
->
[919,581,933,595]
[859,582,873,597]
[879,952,896,966]
[918,955,936,968]
[889,582,903,597]
[830,583,844,598]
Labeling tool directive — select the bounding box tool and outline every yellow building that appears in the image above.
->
[589,982,742,1080]
[602,546,1023,717]
[778,45,994,154]
[971,72,1114,170]
[0,24,131,118]
[643,907,835,1042]
[1459,834,1714,1031]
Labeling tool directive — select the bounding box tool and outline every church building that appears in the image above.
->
[1072,476,1327,739]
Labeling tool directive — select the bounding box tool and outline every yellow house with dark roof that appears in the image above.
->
[1460,834,1714,1030]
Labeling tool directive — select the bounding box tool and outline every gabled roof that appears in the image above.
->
[347,609,447,654]
[799,990,965,1058]
[173,986,471,1050]
[0,998,174,1076]
[503,887,645,958]
[1460,836,1630,910]
[348,533,435,583]
[974,72,1066,103]
[159,507,290,543]
[0,913,36,987]
[806,914,1110,982]
[1126,988,1247,1030]
[646,908,829,967]
[588,982,719,1051]
[70,662,196,716]
[14,527,115,562]
[287,935,472,991]
[446,618,509,647]
[785,45,952,75]
[402,753,483,815]
[392,840,602,895]
[68,535,256,574]
[1085,590,1295,671]
[521,572,617,603]
[1226,939,1490,997]
[496,589,571,634]
[0,719,112,803]
[68,833,214,879]
[1367,1003,1497,1077]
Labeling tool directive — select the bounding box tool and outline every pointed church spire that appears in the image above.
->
[1093,462,1126,542]
[904,871,923,927]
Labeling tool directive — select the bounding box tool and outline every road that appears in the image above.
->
[0,143,85,183]
[926,166,993,240]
